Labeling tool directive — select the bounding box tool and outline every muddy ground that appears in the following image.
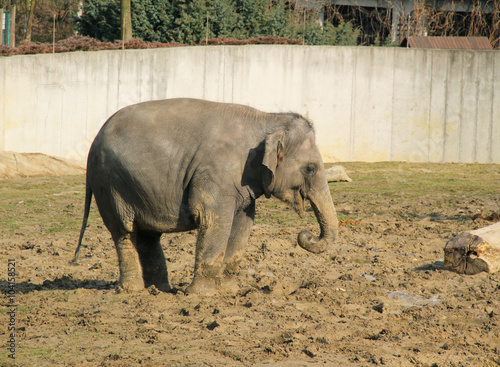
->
[1,161,500,366]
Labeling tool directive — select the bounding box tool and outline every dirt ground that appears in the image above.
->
[0,151,85,179]
[1,158,500,366]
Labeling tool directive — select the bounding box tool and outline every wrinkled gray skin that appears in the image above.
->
[73,98,338,294]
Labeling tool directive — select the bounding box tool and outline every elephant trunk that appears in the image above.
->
[297,179,338,254]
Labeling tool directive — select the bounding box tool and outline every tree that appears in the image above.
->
[131,0,172,42]
[168,0,209,44]
[120,0,131,41]
[25,0,35,42]
[210,0,237,39]
[76,0,120,42]
[37,0,80,43]
[233,0,266,39]
[261,0,289,36]
[13,0,78,44]
[76,0,360,46]
[77,0,173,42]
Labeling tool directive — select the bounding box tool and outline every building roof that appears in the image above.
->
[401,36,493,49]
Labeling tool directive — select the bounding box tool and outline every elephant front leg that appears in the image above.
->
[223,201,255,276]
[185,209,234,295]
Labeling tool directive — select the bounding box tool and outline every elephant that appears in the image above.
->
[72,98,338,294]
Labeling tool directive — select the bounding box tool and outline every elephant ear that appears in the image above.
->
[262,128,285,198]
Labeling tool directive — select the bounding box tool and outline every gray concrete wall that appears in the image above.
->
[1,46,499,163]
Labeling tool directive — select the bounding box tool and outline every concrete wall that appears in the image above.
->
[1,45,499,163]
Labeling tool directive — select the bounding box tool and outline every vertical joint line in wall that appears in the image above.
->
[389,49,397,162]
[230,48,235,102]
[221,46,225,101]
[117,51,123,110]
[458,52,465,163]
[349,50,357,161]
[151,53,155,100]
[202,48,207,100]
[106,54,111,117]
[489,55,496,163]
[442,54,449,163]
[427,51,433,162]
[231,48,236,103]
[85,56,89,137]
[58,85,64,157]
[473,53,480,163]
[139,54,143,102]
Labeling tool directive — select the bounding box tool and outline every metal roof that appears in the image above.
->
[402,36,493,50]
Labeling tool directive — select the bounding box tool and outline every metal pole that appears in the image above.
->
[53,14,56,53]
[9,5,16,47]
[0,9,4,46]
[407,14,410,48]
[206,11,209,44]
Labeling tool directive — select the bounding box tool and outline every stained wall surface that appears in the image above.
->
[1,46,498,163]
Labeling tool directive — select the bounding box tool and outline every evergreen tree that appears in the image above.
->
[262,0,288,36]
[77,0,173,42]
[210,0,237,39]
[167,0,239,43]
[131,0,173,42]
[77,0,120,42]
[76,0,360,46]
[233,0,266,39]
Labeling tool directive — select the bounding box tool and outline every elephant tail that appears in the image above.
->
[71,184,93,265]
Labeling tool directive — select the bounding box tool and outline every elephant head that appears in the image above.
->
[262,115,339,254]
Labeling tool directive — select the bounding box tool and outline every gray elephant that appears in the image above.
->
[73,98,338,294]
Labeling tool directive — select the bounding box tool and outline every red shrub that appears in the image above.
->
[0,35,303,57]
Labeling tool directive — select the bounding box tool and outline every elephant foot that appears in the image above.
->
[185,276,220,296]
[185,276,240,295]
[143,271,172,293]
[119,275,145,292]
[223,258,242,276]
[147,279,172,293]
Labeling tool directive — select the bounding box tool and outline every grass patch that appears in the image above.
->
[0,174,100,235]
[19,346,53,358]
[332,162,500,199]
[1,163,498,236]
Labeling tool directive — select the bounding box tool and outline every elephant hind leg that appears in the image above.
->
[95,188,149,291]
[136,231,171,292]
[114,232,144,292]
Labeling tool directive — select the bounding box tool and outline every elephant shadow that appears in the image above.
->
[0,276,117,294]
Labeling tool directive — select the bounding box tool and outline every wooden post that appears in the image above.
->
[120,0,132,43]
[9,5,16,48]
[52,14,56,53]
[444,221,500,275]
[205,11,209,45]
[0,9,4,46]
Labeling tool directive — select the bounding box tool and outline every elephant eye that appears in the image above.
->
[303,164,316,176]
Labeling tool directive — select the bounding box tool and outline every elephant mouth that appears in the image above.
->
[291,189,306,218]
[273,188,307,218]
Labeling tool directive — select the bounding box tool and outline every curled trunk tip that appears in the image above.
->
[297,230,328,254]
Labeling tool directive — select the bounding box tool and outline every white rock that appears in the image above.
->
[324,165,352,182]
